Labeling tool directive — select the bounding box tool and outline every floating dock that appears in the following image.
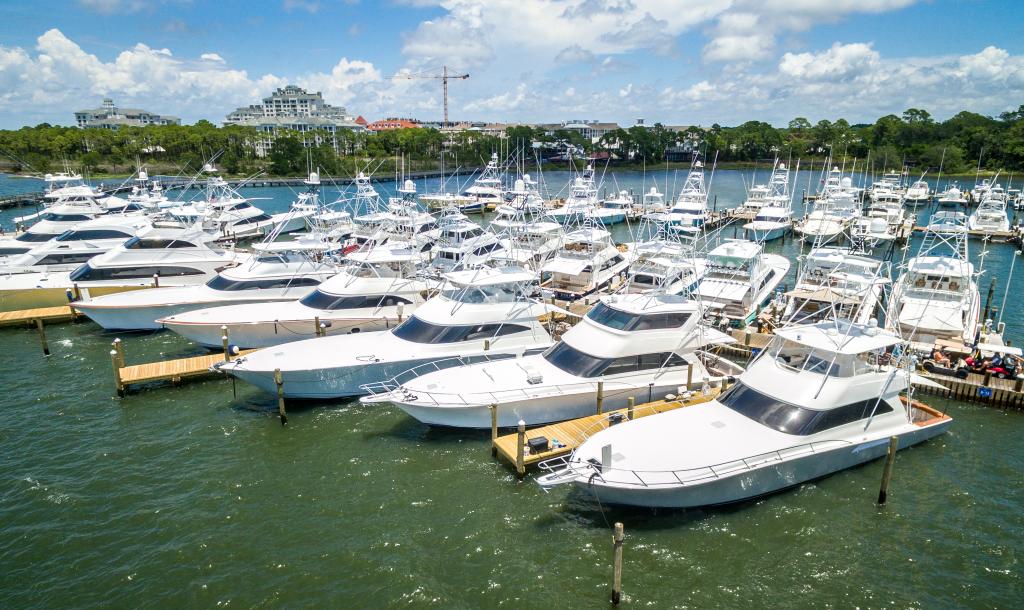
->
[491,389,720,474]
[914,369,1024,408]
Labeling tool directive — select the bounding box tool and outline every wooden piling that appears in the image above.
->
[877,436,899,505]
[515,420,526,478]
[221,325,230,362]
[314,316,323,337]
[113,337,125,368]
[274,368,287,426]
[152,273,160,288]
[110,349,124,397]
[490,404,498,457]
[611,522,624,605]
[687,363,693,389]
[627,397,635,420]
[484,339,490,351]
[35,319,49,356]
[596,381,604,414]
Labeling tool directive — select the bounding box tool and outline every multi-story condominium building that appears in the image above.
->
[224,85,364,155]
[74,98,180,130]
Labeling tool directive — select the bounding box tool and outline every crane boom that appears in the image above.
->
[390,65,469,127]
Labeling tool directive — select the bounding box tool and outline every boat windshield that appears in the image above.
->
[14,232,56,242]
[587,301,691,331]
[391,316,529,343]
[542,341,687,377]
[719,381,893,436]
[299,291,412,310]
[441,282,520,304]
[205,275,321,291]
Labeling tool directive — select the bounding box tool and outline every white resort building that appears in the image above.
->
[224,85,365,155]
[74,99,180,130]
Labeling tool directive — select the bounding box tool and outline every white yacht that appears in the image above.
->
[489,175,547,232]
[160,241,430,348]
[639,186,667,215]
[548,164,602,225]
[0,228,237,311]
[666,159,710,231]
[367,293,740,428]
[784,247,887,325]
[968,189,1010,233]
[625,213,705,295]
[794,193,860,243]
[536,318,953,508]
[540,226,630,300]
[0,203,109,257]
[217,267,554,398]
[457,153,505,213]
[743,161,794,242]
[936,185,967,207]
[849,216,898,252]
[904,179,931,203]
[428,216,498,272]
[72,240,338,330]
[696,240,790,327]
[598,190,632,225]
[888,212,980,344]
[971,178,992,202]
[0,216,151,271]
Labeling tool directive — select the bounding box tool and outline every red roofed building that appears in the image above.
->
[354,115,368,127]
[366,117,421,131]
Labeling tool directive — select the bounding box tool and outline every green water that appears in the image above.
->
[1,171,1022,607]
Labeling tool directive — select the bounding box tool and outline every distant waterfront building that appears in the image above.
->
[74,98,180,130]
[551,119,621,143]
[224,85,364,155]
[366,117,422,131]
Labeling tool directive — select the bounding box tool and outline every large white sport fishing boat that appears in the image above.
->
[783,247,888,325]
[456,152,505,213]
[888,211,980,345]
[217,266,555,398]
[666,158,711,231]
[0,227,237,311]
[367,292,740,427]
[743,161,794,242]
[72,237,338,330]
[160,240,431,348]
[696,240,790,327]
[540,223,630,301]
[624,212,705,295]
[0,216,151,271]
[967,186,1010,233]
[536,317,952,508]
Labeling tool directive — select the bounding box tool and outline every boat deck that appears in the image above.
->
[492,389,720,471]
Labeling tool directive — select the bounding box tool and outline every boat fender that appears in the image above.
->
[228,344,240,356]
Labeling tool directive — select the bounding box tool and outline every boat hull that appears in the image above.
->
[575,420,952,508]
[162,315,398,349]
[397,381,682,429]
[0,284,151,312]
[76,298,280,331]
[745,225,789,242]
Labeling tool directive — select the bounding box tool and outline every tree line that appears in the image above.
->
[1,106,1022,178]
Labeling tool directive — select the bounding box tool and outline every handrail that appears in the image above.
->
[538,439,853,488]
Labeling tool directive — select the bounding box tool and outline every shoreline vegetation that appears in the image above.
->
[1,106,1022,184]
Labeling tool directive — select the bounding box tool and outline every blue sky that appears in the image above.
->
[0,0,1022,129]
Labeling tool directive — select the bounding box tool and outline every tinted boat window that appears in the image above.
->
[720,382,895,435]
[69,264,206,281]
[15,232,56,242]
[299,291,412,310]
[56,229,133,241]
[587,302,691,331]
[392,317,528,343]
[206,276,321,291]
[542,342,608,377]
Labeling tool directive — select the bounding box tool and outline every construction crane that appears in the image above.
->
[390,65,469,128]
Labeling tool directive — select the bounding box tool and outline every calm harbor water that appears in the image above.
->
[0,170,1021,607]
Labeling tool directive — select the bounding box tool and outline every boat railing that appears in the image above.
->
[537,439,852,488]
[360,349,549,398]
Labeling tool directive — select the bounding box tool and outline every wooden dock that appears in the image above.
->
[110,339,254,396]
[492,389,720,473]
[914,368,1024,408]
[911,225,1020,242]
[0,305,83,327]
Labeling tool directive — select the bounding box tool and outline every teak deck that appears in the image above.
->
[492,390,719,471]
[0,305,82,327]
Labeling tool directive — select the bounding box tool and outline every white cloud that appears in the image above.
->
[779,42,880,81]
[0,29,382,126]
[282,0,320,14]
[702,0,918,63]
[78,0,148,14]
